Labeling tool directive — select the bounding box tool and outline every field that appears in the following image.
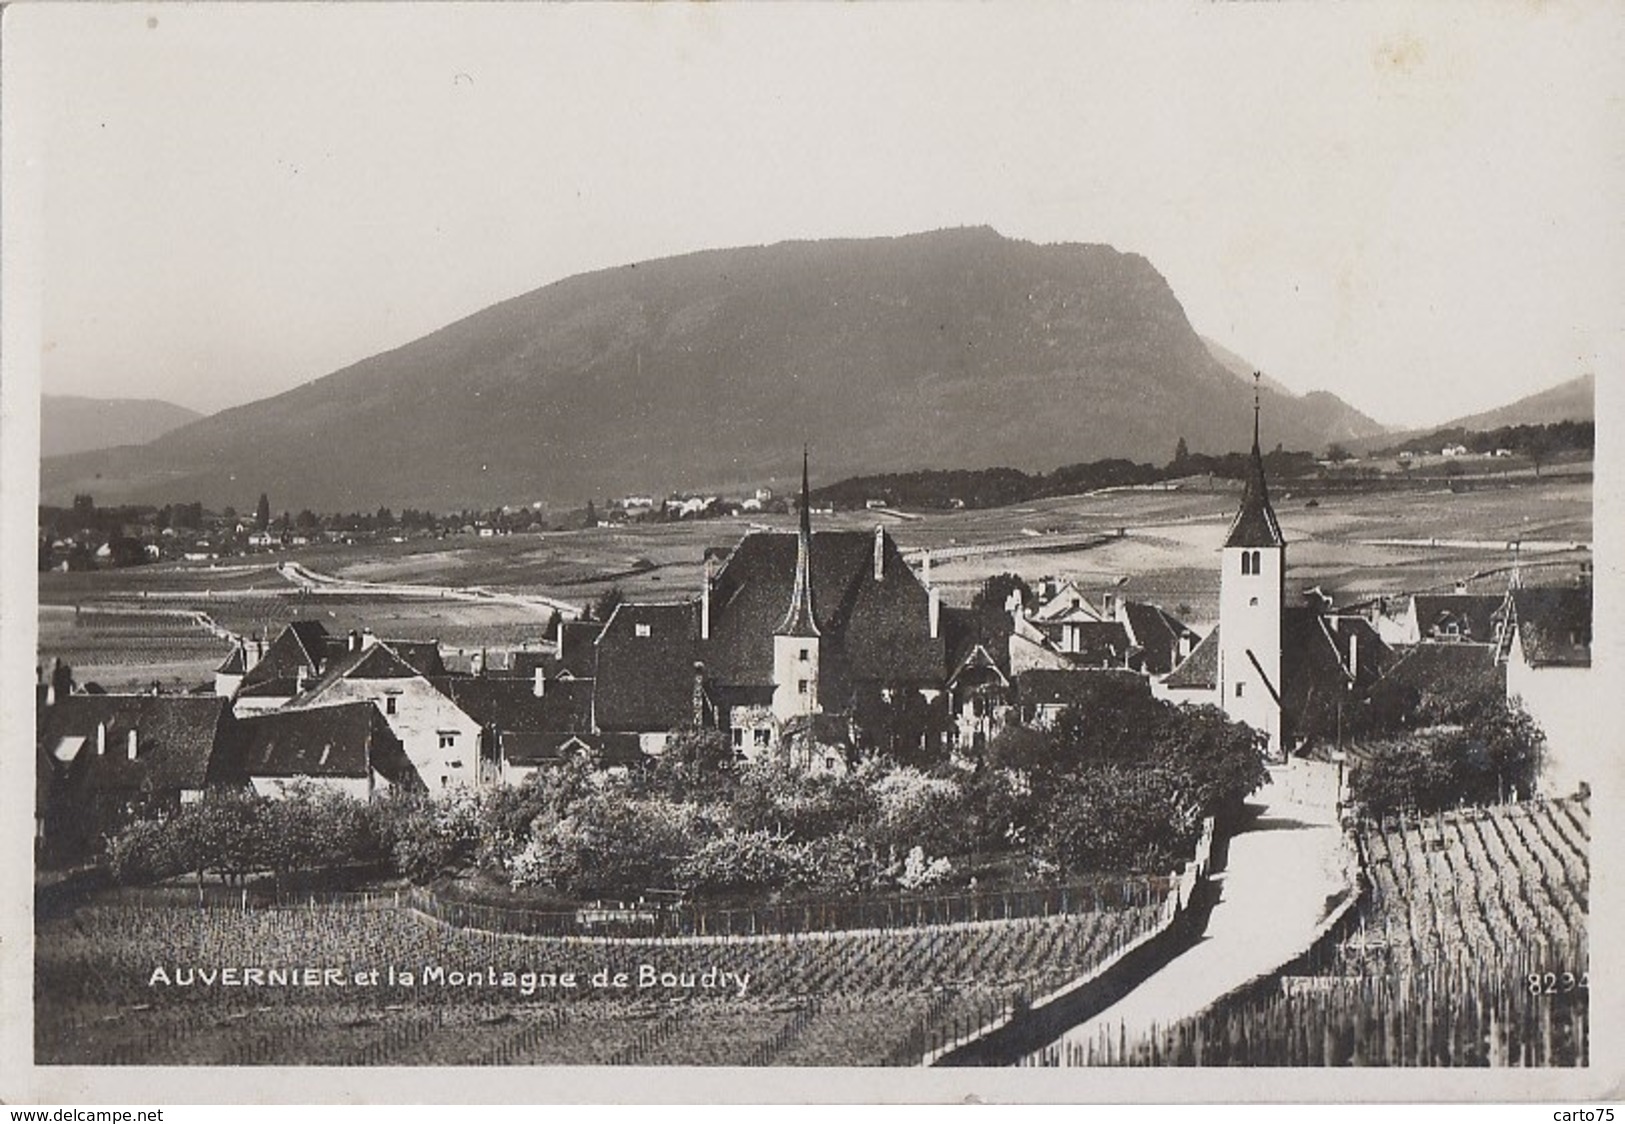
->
[1046,796,1590,1066]
[35,899,1163,1066]
[38,473,1593,677]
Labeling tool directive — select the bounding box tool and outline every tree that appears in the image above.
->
[589,585,624,623]
[1325,442,1352,463]
[73,493,95,518]
[256,493,271,532]
[1173,436,1189,467]
[584,500,598,528]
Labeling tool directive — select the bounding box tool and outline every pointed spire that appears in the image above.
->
[779,445,820,636]
[1224,374,1284,549]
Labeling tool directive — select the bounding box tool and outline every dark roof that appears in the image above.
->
[1510,586,1591,667]
[1059,621,1135,668]
[239,621,330,691]
[386,640,447,678]
[1016,668,1147,707]
[1324,615,1393,693]
[215,646,248,675]
[1411,594,1503,644]
[236,676,303,699]
[1121,602,1200,676]
[501,730,645,768]
[1369,642,1506,722]
[506,622,602,681]
[778,448,821,638]
[289,642,420,706]
[1164,626,1220,690]
[1280,607,1384,741]
[40,694,235,797]
[431,676,593,734]
[592,602,701,732]
[701,529,943,688]
[228,703,418,784]
[1223,439,1284,549]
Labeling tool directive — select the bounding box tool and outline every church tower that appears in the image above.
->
[1219,375,1286,759]
[772,447,822,723]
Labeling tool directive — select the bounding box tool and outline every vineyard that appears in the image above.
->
[36,898,1163,1065]
[1034,795,1590,1066]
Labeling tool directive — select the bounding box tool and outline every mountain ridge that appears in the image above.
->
[43,228,1391,510]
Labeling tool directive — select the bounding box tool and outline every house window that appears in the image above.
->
[824,755,837,770]
[440,775,449,787]
[798,679,810,695]
[1249,597,1259,607]
[732,727,744,748]
[1235,682,1245,698]
[1251,550,1262,573]
[385,696,398,716]
[635,623,651,638]
[439,733,457,749]
[798,647,810,662]
[753,728,770,748]
[1241,552,1252,576]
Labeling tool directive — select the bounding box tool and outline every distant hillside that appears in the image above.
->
[1446,374,1594,431]
[41,396,201,458]
[1352,374,1594,455]
[1199,336,1389,444]
[43,228,1405,511]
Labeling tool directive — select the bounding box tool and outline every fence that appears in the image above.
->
[406,875,1170,940]
[927,817,1217,1066]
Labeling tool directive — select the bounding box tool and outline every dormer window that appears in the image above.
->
[635,623,651,638]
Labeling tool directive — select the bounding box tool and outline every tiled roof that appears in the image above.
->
[1510,586,1591,667]
[386,640,447,678]
[1164,626,1220,690]
[288,642,420,707]
[39,694,235,796]
[701,529,943,688]
[215,646,247,675]
[1411,595,1503,644]
[501,730,645,768]
[1369,642,1505,721]
[228,702,417,784]
[239,622,329,691]
[1121,602,1200,676]
[1017,668,1147,708]
[1059,620,1135,668]
[430,676,593,734]
[1223,441,1284,549]
[592,602,701,732]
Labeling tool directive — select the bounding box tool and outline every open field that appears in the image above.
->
[38,473,1591,668]
[36,899,1161,1066]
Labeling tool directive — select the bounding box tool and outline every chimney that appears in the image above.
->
[361,628,377,650]
[1347,630,1359,682]
[348,629,361,652]
[296,666,309,692]
[533,667,546,698]
[127,728,138,761]
[472,649,485,676]
[96,722,106,756]
[929,587,941,640]
[1102,592,1117,620]
[692,661,707,727]
[701,560,712,641]
[1454,580,1468,596]
[46,683,57,707]
[874,525,885,581]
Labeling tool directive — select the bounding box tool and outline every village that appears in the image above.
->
[34,405,1593,869]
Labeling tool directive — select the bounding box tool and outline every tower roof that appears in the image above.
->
[1224,378,1284,549]
[778,446,821,637]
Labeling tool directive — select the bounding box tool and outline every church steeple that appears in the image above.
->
[778,445,820,637]
[1224,373,1285,549]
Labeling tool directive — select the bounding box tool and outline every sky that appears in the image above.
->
[10,1,1625,427]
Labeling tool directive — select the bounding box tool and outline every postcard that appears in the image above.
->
[2,0,1620,1105]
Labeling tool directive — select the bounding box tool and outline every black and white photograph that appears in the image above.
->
[2,0,1620,1105]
